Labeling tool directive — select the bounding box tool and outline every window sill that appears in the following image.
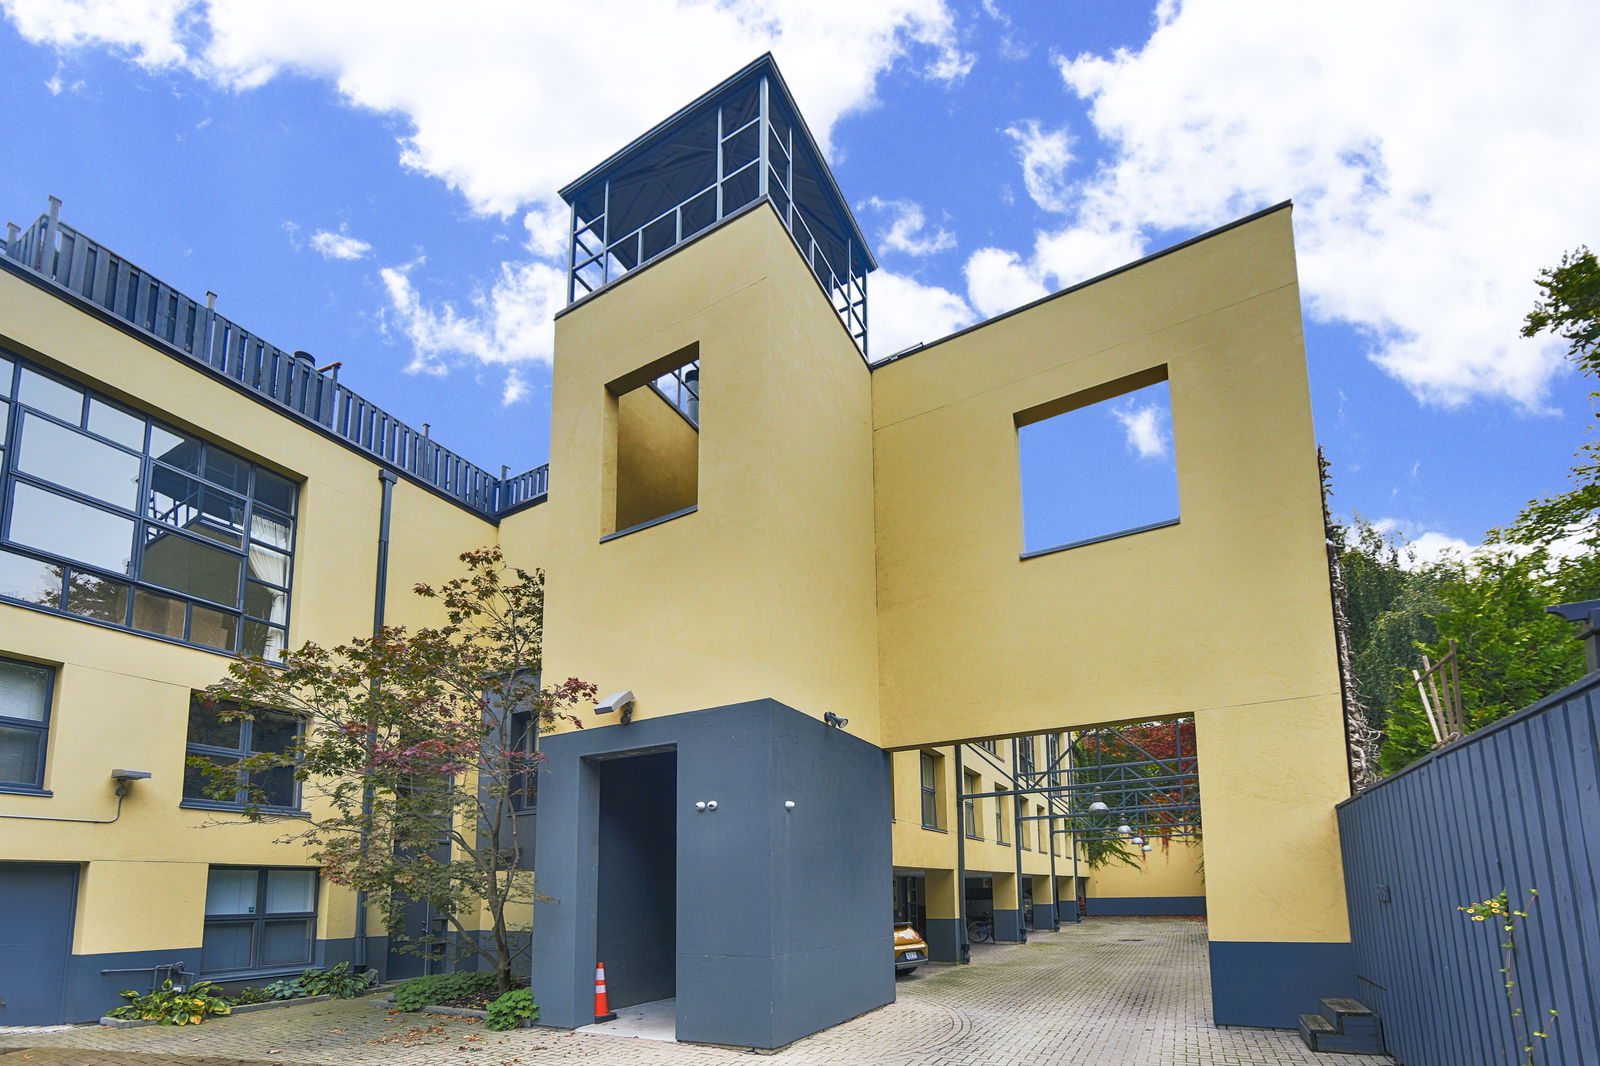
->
[920,824,946,834]
[199,965,313,982]
[600,505,697,543]
[180,800,310,819]
[0,783,52,797]
[1020,517,1181,560]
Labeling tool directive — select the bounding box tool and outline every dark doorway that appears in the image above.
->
[596,749,677,1009]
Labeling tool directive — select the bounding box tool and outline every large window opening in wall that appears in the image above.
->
[595,749,677,1010]
[0,351,297,655]
[604,346,699,538]
[1016,367,1178,557]
[201,867,317,975]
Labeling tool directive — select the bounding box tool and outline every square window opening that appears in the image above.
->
[1017,368,1179,556]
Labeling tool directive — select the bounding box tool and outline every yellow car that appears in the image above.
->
[894,922,929,975]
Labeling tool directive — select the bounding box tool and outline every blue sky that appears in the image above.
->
[1,0,1594,558]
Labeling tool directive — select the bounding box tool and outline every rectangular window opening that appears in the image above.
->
[963,770,982,839]
[605,345,699,538]
[1017,368,1179,557]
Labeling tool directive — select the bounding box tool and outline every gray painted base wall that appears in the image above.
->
[1087,896,1206,917]
[531,699,894,1049]
[1032,902,1057,929]
[1209,941,1356,1028]
[993,908,1024,942]
[924,918,962,962]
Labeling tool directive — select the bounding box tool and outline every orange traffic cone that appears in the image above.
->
[594,961,616,1022]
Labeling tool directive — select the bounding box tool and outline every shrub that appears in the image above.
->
[298,962,374,999]
[262,976,307,1001]
[228,986,272,1006]
[109,980,232,1025]
[393,971,500,1011]
[485,987,538,1031]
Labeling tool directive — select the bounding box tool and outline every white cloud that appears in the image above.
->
[10,0,967,216]
[4,0,970,384]
[308,226,372,261]
[863,197,955,257]
[4,0,193,68]
[380,258,566,401]
[964,246,1047,318]
[1372,518,1473,568]
[1004,120,1073,213]
[867,269,975,361]
[1046,0,1600,411]
[1110,401,1168,459]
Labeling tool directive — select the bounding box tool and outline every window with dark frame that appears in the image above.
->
[0,656,53,791]
[963,770,982,839]
[1020,799,1031,850]
[509,711,538,812]
[995,785,1008,844]
[201,867,317,974]
[919,751,940,829]
[0,351,297,657]
[183,697,302,811]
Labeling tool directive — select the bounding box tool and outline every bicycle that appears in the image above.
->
[966,915,994,943]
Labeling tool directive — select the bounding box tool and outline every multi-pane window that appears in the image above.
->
[977,738,998,755]
[1020,800,1031,850]
[201,867,317,974]
[183,697,302,810]
[963,771,982,839]
[0,657,53,791]
[996,786,1009,844]
[919,751,941,829]
[1018,736,1035,777]
[0,352,296,657]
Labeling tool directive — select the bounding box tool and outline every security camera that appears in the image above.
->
[595,690,636,724]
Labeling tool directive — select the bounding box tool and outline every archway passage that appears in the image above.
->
[889,720,1202,966]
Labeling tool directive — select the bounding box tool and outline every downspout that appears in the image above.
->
[355,469,397,973]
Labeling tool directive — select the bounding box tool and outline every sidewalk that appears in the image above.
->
[2,919,1391,1065]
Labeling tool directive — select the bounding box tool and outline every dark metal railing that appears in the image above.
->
[3,202,548,518]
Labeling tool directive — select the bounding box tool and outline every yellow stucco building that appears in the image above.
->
[0,55,1352,1044]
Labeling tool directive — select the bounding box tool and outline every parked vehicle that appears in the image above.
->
[894,923,929,975]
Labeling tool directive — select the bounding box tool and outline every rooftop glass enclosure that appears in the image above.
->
[560,55,875,355]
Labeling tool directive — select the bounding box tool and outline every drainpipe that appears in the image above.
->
[954,745,969,964]
[355,470,398,973]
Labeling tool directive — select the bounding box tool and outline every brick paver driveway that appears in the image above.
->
[1,919,1390,1065]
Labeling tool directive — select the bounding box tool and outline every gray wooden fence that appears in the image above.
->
[1337,673,1600,1066]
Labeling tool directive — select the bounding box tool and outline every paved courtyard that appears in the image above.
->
[0,919,1390,1066]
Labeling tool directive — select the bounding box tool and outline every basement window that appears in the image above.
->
[604,345,699,539]
[1017,367,1179,557]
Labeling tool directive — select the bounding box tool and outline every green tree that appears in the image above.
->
[192,547,595,993]
[1378,547,1599,773]
[1506,246,1600,551]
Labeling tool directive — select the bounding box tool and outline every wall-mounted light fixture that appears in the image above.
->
[824,712,848,730]
[595,690,636,725]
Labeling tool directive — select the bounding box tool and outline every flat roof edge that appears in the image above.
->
[869,200,1294,371]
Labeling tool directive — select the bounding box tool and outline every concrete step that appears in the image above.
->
[1321,996,1383,1037]
[1299,1012,1387,1056]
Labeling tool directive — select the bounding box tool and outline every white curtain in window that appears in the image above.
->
[247,515,290,656]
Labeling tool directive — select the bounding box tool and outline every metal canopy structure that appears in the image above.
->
[951,719,1201,955]
[559,54,874,354]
